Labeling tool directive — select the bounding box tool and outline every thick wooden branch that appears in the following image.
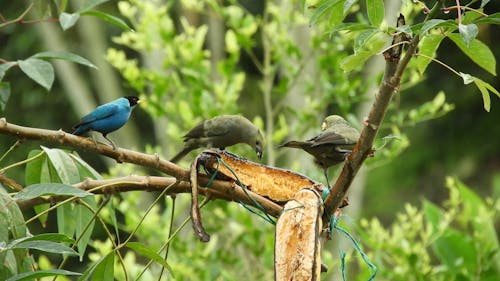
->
[0,118,188,179]
[15,175,284,217]
[322,16,422,221]
[0,119,284,217]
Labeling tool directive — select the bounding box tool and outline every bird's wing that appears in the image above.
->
[75,103,120,127]
[204,117,232,137]
[309,131,349,146]
[184,118,231,139]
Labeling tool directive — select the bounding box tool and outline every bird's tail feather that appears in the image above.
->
[170,146,195,163]
[72,125,88,136]
[279,141,308,149]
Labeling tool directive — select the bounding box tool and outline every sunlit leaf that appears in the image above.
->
[6,270,81,281]
[458,23,478,47]
[32,52,97,69]
[474,12,500,25]
[78,0,110,13]
[14,183,92,200]
[81,10,132,31]
[309,0,343,26]
[75,197,96,261]
[126,242,174,275]
[91,252,114,281]
[474,79,491,112]
[59,12,80,30]
[17,59,54,90]
[366,0,384,27]
[42,146,80,184]
[420,19,444,34]
[473,77,500,112]
[448,33,496,75]
[416,34,445,74]
[432,229,477,273]
[10,240,78,255]
[340,52,372,72]
[0,62,17,81]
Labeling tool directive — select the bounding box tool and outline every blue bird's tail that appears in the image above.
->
[72,124,89,136]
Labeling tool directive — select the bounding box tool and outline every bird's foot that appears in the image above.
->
[103,135,118,150]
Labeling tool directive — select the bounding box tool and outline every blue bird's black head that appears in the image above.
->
[125,96,141,106]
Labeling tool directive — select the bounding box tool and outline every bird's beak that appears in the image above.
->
[137,99,145,105]
[255,147,263,159]
[321,121,327,131]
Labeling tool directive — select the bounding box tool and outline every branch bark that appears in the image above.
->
[322,4,441,221]
[0,119,283,217]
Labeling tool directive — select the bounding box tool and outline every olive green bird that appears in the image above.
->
[280,115,360,186]
[170,115,264,163]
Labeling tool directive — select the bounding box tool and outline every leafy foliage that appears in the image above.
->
[357,178,500,281]
[0,0,499,280]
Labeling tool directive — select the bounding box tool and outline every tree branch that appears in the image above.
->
[0,118,284,217]
[15,175,284,217]
[322,17,420,221]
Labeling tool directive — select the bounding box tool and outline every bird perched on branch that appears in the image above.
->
[72,96,141,149]
[170,115,264,163]
[280,115,360,186]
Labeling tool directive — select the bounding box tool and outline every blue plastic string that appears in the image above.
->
[330,214,377,281]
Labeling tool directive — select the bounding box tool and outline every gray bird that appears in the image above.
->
[170,115,264,163]
[280,115,360,186]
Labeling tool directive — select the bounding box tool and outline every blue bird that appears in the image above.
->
[72,96,141,148]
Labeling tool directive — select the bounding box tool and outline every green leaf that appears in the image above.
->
[81,10,132,31]
[309,0,343,26]
[0,62,17,81]
[17,59,54,90]
[58,203,76,242]
[459,72,475,85]
[458,23,478,47]
[366,0,384,27]
[25,149,46,186]
[78,0,109,13]
[75,197,96,260]
[423,200,443,237]
[69,154,103,180]
[0,82,10,112]
[354,29,380,52]
[474,12,500,25]
[468,76,500,111]
[474,78,491,111]
[0,187,26,241]
[432,229,478,274]
[341,52,372,72]
[42,146,80,184]
[420,19,445,34]
[6,269,81,281]
[59,12,80,30]
[32,51,97,69]
[344,0,356,14]
[91,252,114,281]
[329,23,375,34]
[126,242,174,275]
[10,240,78,255]
[14,183,92,200]
[448,33,496,75]
[20,233,75,244]
[447,178,499,250]
[481,0,491,8]
[416,34,445,74]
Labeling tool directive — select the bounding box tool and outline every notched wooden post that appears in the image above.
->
[275,188,323,281]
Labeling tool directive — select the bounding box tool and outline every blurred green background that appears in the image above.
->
[1,0,499,280]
